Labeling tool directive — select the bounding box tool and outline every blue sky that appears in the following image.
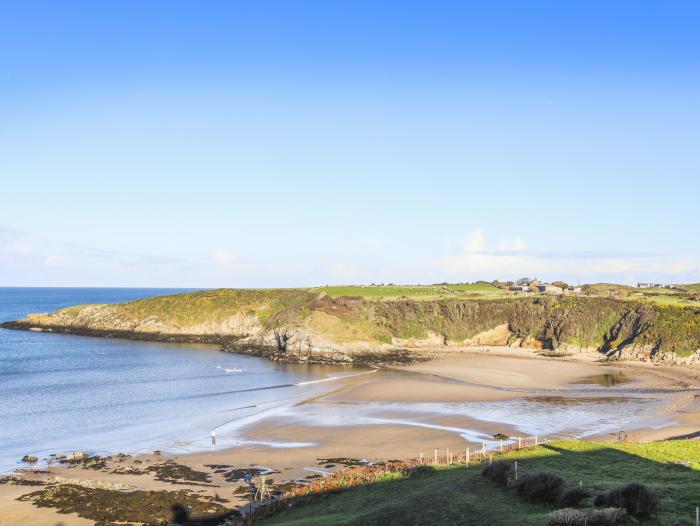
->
[1,1,699,287]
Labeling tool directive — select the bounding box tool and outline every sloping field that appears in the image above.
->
[260,440,700,526]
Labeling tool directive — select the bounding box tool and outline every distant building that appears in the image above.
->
[509,285,529,292]
[567,286,582,293]
[538,284,564,295]
[637,282,674,289]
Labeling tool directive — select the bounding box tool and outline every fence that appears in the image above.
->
[420,435,548,467]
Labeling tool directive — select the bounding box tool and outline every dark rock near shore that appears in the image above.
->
[1,475,44,486]
[1,320,421,365]
[0,320,240,347]
[145,460,212,484]
[17,484,234,525]
[222,341,421,366]
[316,457,368,467]
[21,455,38,463]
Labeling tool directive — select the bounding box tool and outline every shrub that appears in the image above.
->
[513,472,565,503]
[547,508,587,526]
[481,461,513,486]
[560,486,591,507]
[595,482,658,518]
[588,507,629,525]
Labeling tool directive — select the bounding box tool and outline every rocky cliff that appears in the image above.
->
[3,289,700,364]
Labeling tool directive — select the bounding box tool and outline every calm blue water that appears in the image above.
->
[0,288,350,473]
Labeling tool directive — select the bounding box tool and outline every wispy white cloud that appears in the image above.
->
[461,228,486,253]
[212,249,237,267]
[498,237,526,252]
[439,229,700,282]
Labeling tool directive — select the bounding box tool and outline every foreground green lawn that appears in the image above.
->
[260,440,700,526]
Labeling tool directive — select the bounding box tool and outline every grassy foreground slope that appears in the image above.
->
[260,440,700,526]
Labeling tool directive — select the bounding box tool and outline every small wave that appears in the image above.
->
[296,368,377,386]
[361,416,493,443]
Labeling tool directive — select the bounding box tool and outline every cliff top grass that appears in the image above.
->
[259,439,700,526]
[583,282,700,308]
[312,281,509,301]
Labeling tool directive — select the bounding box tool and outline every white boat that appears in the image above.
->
[225,368,242,373]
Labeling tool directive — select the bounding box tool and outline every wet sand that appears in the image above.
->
[3,346,700,525]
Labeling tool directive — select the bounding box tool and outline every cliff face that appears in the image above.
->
[3,289,700,364]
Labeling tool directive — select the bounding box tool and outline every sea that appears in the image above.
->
[0,287,351,473]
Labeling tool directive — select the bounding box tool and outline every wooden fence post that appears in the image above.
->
[466,448,470,466]
[434,449,438,464]
[518,436,522,449]
[514,461,518,480]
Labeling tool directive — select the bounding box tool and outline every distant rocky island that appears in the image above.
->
[3,283,700,365]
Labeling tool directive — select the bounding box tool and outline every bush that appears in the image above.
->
[513,472,565,503]
[560,486,591,507]
[588,507,629,525]
[595,482,658,518]
[481,461,513,486]
[547,508,587,526]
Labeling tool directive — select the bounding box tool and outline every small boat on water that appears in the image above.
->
[225,368,242,373]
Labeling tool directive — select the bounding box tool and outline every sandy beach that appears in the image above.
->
[3,346,700,525]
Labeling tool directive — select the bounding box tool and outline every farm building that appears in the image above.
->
[538,283,564,295]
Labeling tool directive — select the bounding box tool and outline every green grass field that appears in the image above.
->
[583,283,700,307]
[314,282,700,306]
[313,282,509,301]
[259,440,700,526]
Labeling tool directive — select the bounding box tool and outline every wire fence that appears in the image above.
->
[419,435,550,467]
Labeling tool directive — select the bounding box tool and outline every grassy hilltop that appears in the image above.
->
[6,282,700,361]
[258,440,700,526]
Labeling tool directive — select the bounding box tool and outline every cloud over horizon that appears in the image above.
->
[439,229,700,284]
